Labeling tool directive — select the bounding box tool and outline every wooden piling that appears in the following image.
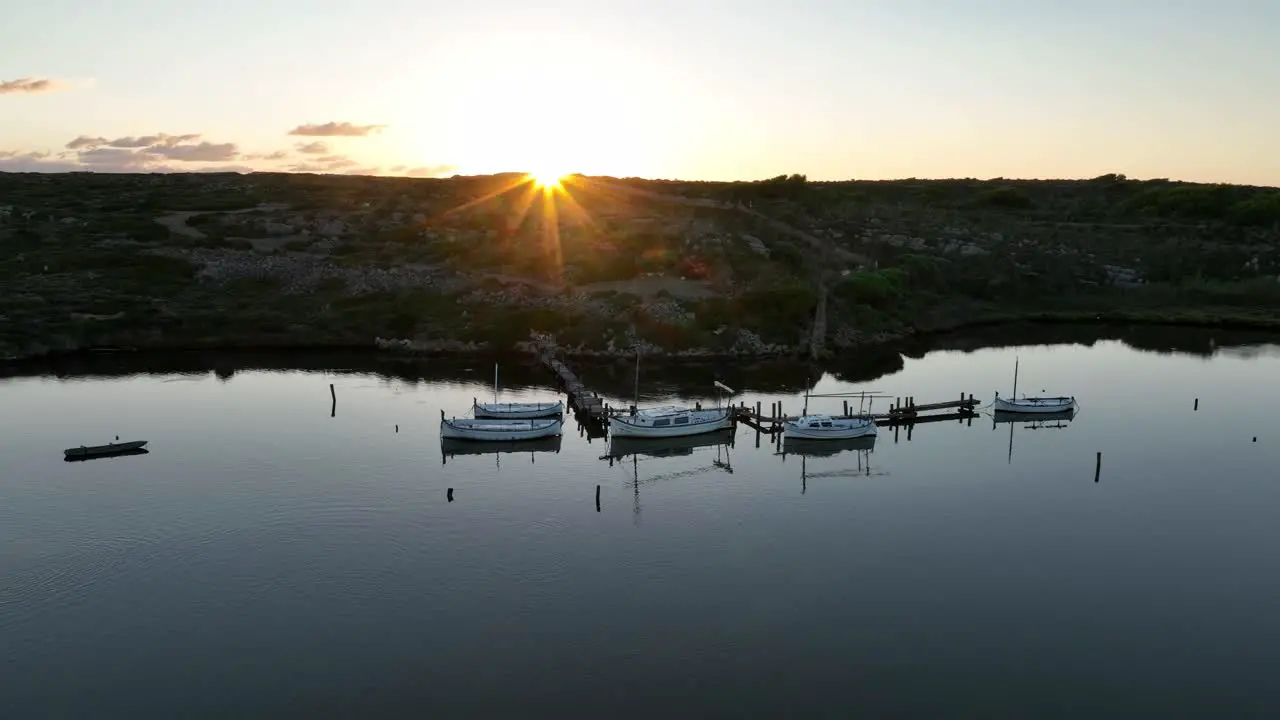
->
[843,400,849,416]
[756,401,761,417]
[330,383,336,417]
[1194,398,1199,411]
[1094,452,1101,482]
[395,424,398,433]
[447,487,455,502]
[595,484,601,511]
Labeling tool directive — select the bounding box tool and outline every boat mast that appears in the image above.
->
[493,362,499,405]
[1012,356,1019,399]
[633,349,640,410]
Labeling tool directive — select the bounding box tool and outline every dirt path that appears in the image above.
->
[153,203,291,240]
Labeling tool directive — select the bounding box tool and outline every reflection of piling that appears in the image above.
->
[1094,452,1101,482]
[595,484,601,512]
[447,487,454,502]
[329,383,336,417]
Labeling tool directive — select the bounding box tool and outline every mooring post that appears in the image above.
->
[595,484,601,511]
[756,401,761,418]
[395,424,399,433]
[1094,452,1101,482]
[1194,398,1199,411]
[895,397,900,412]
[447,488,455,502]
[843,400,849,416]
[330,383,336,417]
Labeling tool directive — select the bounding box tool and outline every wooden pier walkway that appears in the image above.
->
[731,394,979,434]
[541,354,613,425]
[543,352,980,435]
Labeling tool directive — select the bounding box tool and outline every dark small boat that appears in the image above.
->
[63,440,148,460]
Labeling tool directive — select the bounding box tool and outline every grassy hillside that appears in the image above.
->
[2,170,1279,360]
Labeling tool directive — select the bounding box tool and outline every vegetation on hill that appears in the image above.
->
[2,170,1279,361]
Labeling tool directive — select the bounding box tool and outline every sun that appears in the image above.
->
[529,168,569,190]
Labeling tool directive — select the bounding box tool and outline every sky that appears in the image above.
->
[2,0,1279,185]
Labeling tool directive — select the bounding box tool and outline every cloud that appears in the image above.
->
[317,155,356,168]
[0,150,82,172]
[0,77,62,94]
[109,133,202,149]
[245,150,289,161]
[294,141,329,155]
[343,167,382,176]
[288,121,386,137]
[287,154,359,173]
[78,147,158,170]
[64,133,203,150]
[404,164,460,178]
[66,135,107,149]
[147,141,238,162]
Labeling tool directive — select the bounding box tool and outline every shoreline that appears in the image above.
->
[8,310,1280,369]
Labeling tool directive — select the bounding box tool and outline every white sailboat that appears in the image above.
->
[993,356,1076,414]
[473,363,564,419]
[607,352,736,439]
[783,414,878,440]
[782,386,879,440]
[440,410,562,442]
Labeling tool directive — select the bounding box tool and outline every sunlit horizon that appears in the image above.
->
[4,1,1280,186]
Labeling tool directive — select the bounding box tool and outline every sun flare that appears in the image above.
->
[529,169,569,189]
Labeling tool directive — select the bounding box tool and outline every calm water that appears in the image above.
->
[4,332,1280,718]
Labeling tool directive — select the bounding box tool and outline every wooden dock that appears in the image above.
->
[542,352,979,436]
[731,394,979,434]
[542,354,613,426]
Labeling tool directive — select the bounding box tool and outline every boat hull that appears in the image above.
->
[783,418,878,441]
[993,397,1076,414]
[440,417,562,442]
[63,440,148,458]
[608,409,734,439]
[472,400,564,419]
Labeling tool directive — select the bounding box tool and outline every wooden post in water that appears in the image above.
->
[330,383,336,417]
[756,401,761,418]
[447,487,455,502]
[843,400,849,416]
[1094,452,1101,482]
[595,484,601,512]
[1194,398,1199,411]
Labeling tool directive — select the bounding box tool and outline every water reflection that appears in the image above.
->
[440,436,563,465]
[991,408,1077,464]
[605,428,737,460]
[778,436,880,494]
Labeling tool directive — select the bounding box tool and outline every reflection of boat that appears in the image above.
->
[994,356,1077,414]
[783,414,877,440]
[782,434,877,457]
[473,364,563,419]
[64,440,148,459]
[473,399,564,419]
[441,435,562,464]
[607,428,736,459]
[439,411,562,441]
[993,408,1076,425]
